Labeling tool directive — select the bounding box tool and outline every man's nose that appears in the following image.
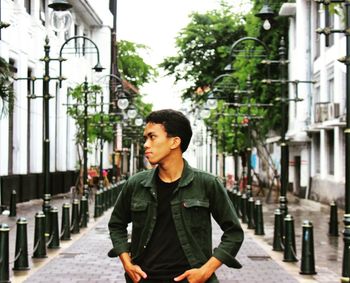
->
[144,139,149,148]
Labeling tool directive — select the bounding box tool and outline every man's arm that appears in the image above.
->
[210,177,244,268]
[174,256,222,283]
[108,181,132,256]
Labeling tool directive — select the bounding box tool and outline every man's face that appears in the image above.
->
[143,122,175,165]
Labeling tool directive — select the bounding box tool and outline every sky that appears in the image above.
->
[117,0,252,110]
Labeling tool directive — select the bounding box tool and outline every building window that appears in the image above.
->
[327,65,334,102]
[325,5,335,47]
[314,133,320,174]
[40,0,46,26]
[315,2,321,59]
[327,129,334,175]
[74,24,79,54]
[24,0,31,15]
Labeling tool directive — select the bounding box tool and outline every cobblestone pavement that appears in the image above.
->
[0,189,342,283]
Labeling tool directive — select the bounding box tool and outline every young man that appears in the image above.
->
[108,109,243,283]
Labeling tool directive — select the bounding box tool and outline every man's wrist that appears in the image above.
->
[200,257,222,279]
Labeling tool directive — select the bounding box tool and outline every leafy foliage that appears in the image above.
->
[66,39,155,175]
[160,0,289,154]
[117,40,158,88]
[66,83,116,149]
[0,57,14,118]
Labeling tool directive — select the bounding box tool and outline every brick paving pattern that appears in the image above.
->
[0,189,341,283]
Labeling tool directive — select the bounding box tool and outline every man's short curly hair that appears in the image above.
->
[145,109,192,153]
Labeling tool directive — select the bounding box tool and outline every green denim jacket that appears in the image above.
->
[108,159,244,282]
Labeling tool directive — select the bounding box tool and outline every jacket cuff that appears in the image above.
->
[213,248,242,269]
[113,242,131,256]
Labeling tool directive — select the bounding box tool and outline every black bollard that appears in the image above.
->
[103,187,108,211]
[236,191,242,218]
[9,190,16,217]
[80,196,88,228]
[42,194,52,240]
[83,184,89,198]
[13,217,29,270]
[231,189,238,213]
[71,199,80,234]
[283,214,298,262]
[246,184,252,198]
[254,199,265,235]
[108,186,113,208]
[111,180,117,205]
[329,201,339,237]
[94,190,101,218]
[300,220,317,275]
[60,203,71,241]
[32,211,47,258]
[0,223,10,283]
[47,206,60,249]
[273,208,284,251]
[247,197,255,230]
[240,193,248,224]
[98,181,105,212]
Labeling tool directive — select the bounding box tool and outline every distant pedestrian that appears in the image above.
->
[226,173,234,191]
[108,109,243,283]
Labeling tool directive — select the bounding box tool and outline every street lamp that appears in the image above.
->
[13,3,75,206]
[48,0,73,32]
[96,74,131,182]
[15,22,104,208]
[315,0,350,279]
[255,1,275,31]
[226,37,269,197]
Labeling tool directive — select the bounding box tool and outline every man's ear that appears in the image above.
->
[170,136,181,150]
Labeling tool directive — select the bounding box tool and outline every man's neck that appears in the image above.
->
[158,156,184,183]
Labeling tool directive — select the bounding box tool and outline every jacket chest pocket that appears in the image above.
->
[182,199,210,229]
[131,201,149,229]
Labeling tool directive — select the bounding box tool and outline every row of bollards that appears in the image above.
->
[0,177,126,282]
[228,187,327,276]
[228,189,265,237]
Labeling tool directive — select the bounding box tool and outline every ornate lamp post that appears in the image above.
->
[14,2,77,206]
[226,37,270,197]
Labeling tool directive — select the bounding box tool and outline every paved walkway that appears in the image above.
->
[0,189,342,283]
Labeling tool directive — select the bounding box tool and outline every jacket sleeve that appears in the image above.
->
[210,177,244,268]
[108,180,132,256]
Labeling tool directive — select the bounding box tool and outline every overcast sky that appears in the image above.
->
[117,0,252,110]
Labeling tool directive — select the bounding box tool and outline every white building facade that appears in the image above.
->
[275,0,346,206]
[0,0,115,203]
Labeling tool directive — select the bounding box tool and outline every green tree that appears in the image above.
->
[66,40,154,188]
[160,0,288,155]
[117,40,158,88]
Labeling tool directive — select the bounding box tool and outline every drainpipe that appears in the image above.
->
[305,0,312,200]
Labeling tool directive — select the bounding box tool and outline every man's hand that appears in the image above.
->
[124,262,147,283]
[174,268,209,283]
[174,256,222,283]
[119,252,147,283]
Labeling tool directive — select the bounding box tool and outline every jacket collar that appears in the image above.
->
[141,158,194,188]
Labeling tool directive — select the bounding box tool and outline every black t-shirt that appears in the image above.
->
[139,175,191,280]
